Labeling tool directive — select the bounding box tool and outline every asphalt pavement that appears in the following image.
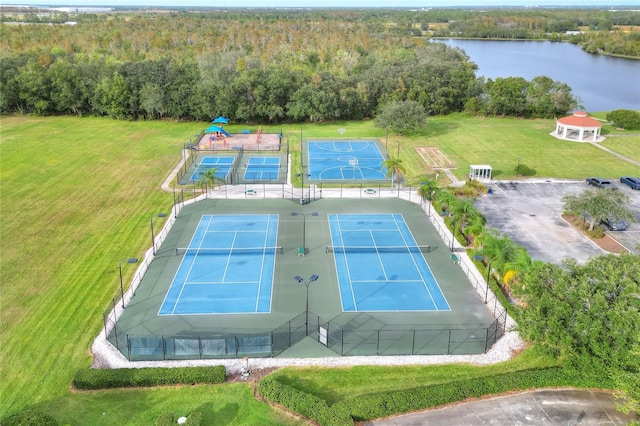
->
[366,388,638,425]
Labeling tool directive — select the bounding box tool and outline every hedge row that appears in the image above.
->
[73,366,226,390]
[258,378,352,426]
[259,366,612,425]
[336,366,607,421]
[0,410,58,426]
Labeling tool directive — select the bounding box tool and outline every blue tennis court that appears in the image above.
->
[308,141,387,181]
[158,214,280,315]
[244,157,280,181]
[189,156,234,181]
[328,214,450,312]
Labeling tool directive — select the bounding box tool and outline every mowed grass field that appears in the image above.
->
[230,115,640,183]
[0,115,635,422]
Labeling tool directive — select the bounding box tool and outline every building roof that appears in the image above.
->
[557,111,602,128]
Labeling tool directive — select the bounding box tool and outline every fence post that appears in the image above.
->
[270,331,275,357]
[126,334,131,361]
[376,330,380,355]
[111,302,119,349]
[103,312,109,343]
[412,330,416,355]
[484,327,489,353]
[162,335,166,361]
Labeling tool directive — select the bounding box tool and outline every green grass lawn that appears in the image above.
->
[33,383,302,425]
[0,114,633,422]
[267,346,558,404]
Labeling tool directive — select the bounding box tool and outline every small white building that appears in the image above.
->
[469,165,492,181]
[552,111,604,142]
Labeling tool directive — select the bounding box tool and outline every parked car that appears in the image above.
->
[601,218,627,231]
[620,176,640,190]
[586,177,614,189]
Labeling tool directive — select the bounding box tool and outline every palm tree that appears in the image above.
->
[463,214,487,247]
[382,157,406,189]
[418,180,438,216]
[476,229,530,287]
[434,190,457,216]
[501,246,531,288]
[198,167,220,196]
[450,198,477,243]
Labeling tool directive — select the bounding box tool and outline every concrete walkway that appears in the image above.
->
[589,142,640,167]
[366,388,638,425]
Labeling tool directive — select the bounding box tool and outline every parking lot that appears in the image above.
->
[475,179,640,264]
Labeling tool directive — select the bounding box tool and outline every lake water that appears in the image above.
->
[437,39,640,112]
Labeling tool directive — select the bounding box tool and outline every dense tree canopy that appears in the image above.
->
[512,255,640,412]
[374,100,427,135]
[562,188,636,231]
[0,11,579,122]
[607,109,640,130]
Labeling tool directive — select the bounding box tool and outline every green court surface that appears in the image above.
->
[110,198,497,359]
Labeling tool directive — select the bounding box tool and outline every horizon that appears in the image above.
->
[5,1,640,9]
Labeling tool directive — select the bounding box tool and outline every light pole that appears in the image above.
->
[150,213,167,255]
[294,274,319,335]
[291,212,318,254]
[300,128,305,203]
[516,157,521,177]
[118,258,139,309]
[450,217,457,252]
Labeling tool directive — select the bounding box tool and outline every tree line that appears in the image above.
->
[0,12,579,122]
[420,181,639,413]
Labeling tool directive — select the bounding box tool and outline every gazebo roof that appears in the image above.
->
[557,111,602,128]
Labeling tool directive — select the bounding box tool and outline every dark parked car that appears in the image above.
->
[586,177,614,188]
[601,218,627,231]
[620,176,640,190]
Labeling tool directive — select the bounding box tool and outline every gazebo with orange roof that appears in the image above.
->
[552,111,604,142]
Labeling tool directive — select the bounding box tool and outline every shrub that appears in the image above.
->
[185,412,202,425]
[587,226,605,239]
[337,366,595,421]
[607,109,640,130]
[258,378,352,426]
[156,413,174,426]
[1,410,58,426]
[72,366,226,390]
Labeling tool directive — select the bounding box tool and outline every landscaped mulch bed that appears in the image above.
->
[561,214,629,254]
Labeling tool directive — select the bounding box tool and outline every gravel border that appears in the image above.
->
[91,326,525,374]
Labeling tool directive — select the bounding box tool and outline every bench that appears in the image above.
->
[364,188,376,194]
[245,189,256,195]
[451,254,459,264]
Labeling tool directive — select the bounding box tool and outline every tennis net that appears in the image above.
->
[326,245,431,254]
[246,165,280,170]
[176,246,283,256]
